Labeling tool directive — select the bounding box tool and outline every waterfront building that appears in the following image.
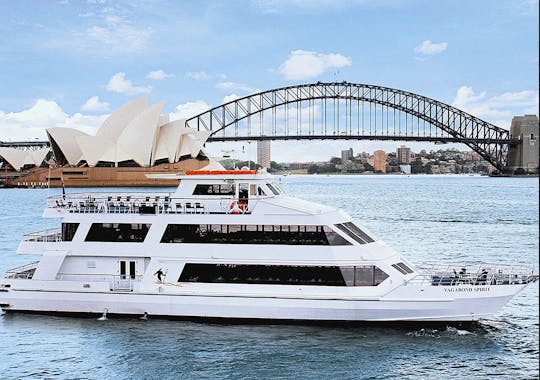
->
[396,145,411,164]
[372,150,387,173]
[47,97,209,168]
[4,98,214,188]
[289,162,309,170]
[257,140,271,169]
[341,148,353,162]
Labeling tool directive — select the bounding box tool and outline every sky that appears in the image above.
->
[0,0,538,162]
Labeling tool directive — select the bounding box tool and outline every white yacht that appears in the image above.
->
[0,169,536,322]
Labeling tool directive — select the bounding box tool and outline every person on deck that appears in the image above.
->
[154,269,164,283]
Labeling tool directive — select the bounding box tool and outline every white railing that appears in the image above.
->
[4,261,39,279]
[406,262,537,287]
[47,192,264,215]
[22,228,62,242]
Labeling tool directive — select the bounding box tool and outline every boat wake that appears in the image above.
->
[406,326,477,338]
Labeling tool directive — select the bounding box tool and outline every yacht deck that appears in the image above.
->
[46,193,265,215]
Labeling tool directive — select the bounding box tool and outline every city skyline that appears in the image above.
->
[0,1,538,162]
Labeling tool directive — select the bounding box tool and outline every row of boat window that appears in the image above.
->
[178,264,389,286]
[161,224,350,245]
[191,183,281,196]
[61,222,375,246]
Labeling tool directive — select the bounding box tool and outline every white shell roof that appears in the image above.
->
[46,97,210,168]
[0,146,49,171]
[46,127,88,165]
[96,97,148,141]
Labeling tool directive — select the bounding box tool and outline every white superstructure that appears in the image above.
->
[0,169,536,322]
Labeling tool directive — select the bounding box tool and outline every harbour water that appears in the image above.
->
[0,175,538,379]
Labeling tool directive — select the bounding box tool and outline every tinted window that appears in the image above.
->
[161,224,351,246]
[61,223,79,241]
[335,222,375,244]
[266,183,280,195]
[193,184,235,195]
[340,265,389,286]
[86,223,150,242]
[179,264,346,286]
[392,262,414,274]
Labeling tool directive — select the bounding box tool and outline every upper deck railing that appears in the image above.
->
[407,262,537,286]
[46,192,269,215]
[4,262,39,279]
[22,228,62,242]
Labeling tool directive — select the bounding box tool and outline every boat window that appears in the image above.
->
[250,184,257,196]
[192,184,235,196]
[334,222,375,244]
[391,263,414,274]
[161,224,351,246]
[340,265,389,286]
[85,223,151,242]
[179,264,347,286]
[257,186,267,196]
[266,183,280,195]
[239,183,249,203]
[61,223,79,241]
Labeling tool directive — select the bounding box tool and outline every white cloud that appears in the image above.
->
[146,69,174,80]
[82,15,152,53]
[452,86,539,128]
[106,72,152,95]
[414,40,448,55]
[186,71,212,80]
[169,100,211,121]
[223,94,241,103]
[0,99,107,141]
[216,81,257,93]
[278,50,352,80]
[81,95,110,111]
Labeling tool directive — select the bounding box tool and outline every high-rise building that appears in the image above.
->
[372,150,387,173]
[396,145,411,164]
[257,140,271,169]
[341,148,353,162]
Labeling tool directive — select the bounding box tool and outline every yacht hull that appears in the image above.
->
[0,285,524,322]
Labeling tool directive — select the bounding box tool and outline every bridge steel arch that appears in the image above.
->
[186,82,519,172]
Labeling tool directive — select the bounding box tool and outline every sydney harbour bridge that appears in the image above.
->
[2,82,521,172]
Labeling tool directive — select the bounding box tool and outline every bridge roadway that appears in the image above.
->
[0,140,49,148]
[207,135,518,144]
[0,82,525,172]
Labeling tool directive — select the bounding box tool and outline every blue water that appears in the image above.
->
[0,175,538,379]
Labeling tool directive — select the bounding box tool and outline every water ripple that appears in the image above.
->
[0,176,538,379]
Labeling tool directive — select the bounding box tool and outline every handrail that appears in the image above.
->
[406,262,536,286]
[4,261,39,279]
[46,194,268,215]
[22,228,62,242]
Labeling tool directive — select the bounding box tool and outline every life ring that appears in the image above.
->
[229,201,244,214]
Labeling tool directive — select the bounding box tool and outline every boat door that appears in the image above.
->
[119,260,136,279]
[239,183,249,209]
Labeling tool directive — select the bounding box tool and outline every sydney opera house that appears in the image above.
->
[1,98,213,187]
